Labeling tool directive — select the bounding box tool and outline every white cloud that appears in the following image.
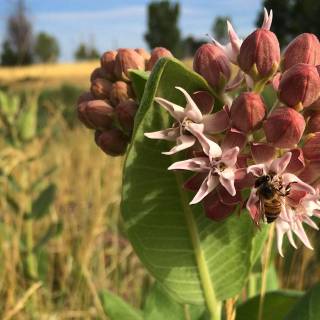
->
[35,5,145,22]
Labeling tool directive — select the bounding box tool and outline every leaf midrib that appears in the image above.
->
[174,170,221,317]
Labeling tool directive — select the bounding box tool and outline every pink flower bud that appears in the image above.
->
[303,133,320,160]
[78,100,114,130]
[278,63,320,109]
[90,67,108,82]
[90,78,112,99]
[193,43,231,90]
[146,47,173,71]
[77,91,94,105]
[306,112,320,133]
[230,92,266,132]
[282,33,320,71]
[114,48,145,81]
[115,99,138,132]
[238,29,280,79]
[263,107,306,148]
[110,81,134,106]
[135,48,151,62]
[100,50,117,79]
[191,91,214,114]
[95,128,128,156]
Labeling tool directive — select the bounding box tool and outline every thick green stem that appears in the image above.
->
[176,172,221,320]
[258,224,275,320]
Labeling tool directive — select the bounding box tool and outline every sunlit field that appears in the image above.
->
[0,61,151,319]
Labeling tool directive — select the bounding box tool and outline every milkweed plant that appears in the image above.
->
[77,8,320,320]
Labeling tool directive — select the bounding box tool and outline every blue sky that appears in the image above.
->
[0,0,263,62]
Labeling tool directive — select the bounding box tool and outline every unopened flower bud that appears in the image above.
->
[191,91,214,114]
[282,33,320,71]
[110,81,134,106]
[95,128,128,156]
[193,43,231,90]
[306,112,320,133]
[100,50,117,79]
[90,67,108,82]
[135,48,151,62]
[114,48,145,81]
[278,63,320,109]
[303,132,320,160]
[146,47,173,71]
[78,100,114,130]
[77,91,94,105]
[263,107,306,148]
[230,92,266,132]
[90,78,112,99]
[115,99,138,132]
[238,28,280,80]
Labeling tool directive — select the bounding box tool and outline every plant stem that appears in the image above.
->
[258,224,275,320]
[176,172,221,320]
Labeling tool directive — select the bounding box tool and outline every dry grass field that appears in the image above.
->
[0,61,152,319]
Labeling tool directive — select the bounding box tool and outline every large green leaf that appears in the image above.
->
[144,282,206,320]
[236,290,303,320]
[99,290,143,320]
[284,283,320,320]
[122,57,262,306]
[129,69,149,102]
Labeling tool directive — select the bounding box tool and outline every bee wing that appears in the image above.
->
[256,193,266,228]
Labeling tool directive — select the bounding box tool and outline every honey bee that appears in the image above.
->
[255,174,292,224]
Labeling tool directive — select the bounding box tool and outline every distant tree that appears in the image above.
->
[181,36,207,57]
[74,43,99,61]
[2,0,33,65]
[1,41,18,66]
[34,32,60,63]
[212,16,231,44]
[256,0,320,47]
[144,1,182,56]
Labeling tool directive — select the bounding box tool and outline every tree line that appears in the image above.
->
[2,0,319,66]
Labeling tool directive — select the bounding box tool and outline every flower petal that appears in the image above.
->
[285,148,305,174]
[250,143,276,164]
[187,123,222,159]
[203,191,235,221]
[190,174,219,204]
[162,135,196,155]
[247,164,266,177]
[144,127,179,141]
[246,190,261,223]
[222,128,247,151]
[154,97,185,121]
[221,146,239,167]
[168,157,210,172]
[184,173,208,191]
[269,152,292,175]
[261,8,273,30]
[219,168,236,196]
[217,185,242,205]
[282,173,316,195]
[202,108,230,133]
[292,221,313,250]
[175,87,203,123]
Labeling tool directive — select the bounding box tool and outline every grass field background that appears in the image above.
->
[0,60,319,319]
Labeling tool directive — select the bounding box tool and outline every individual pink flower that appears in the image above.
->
[144,87,228,155]
[275,191,320,256]
[168,143,239,204]
[246,152,318,256]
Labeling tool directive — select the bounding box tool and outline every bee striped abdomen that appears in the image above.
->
[264,197,282,223]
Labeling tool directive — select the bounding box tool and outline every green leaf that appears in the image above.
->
[27,184,56,220]
[284,283,320,320]
[99,290,143,320]
[122,57,259,305]
[236,290,303,320]
[144,282,205,320]
[129,69,149,102]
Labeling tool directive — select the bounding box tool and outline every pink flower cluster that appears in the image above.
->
[145,9,320,256]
